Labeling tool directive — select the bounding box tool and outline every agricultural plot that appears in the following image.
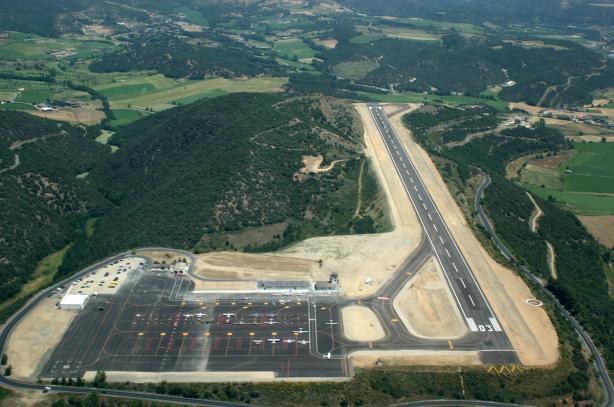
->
[354,25,441,42]
[273,39,317,60]
[0,32,116,61]
[333,60,379,80]
[94,75,287,111]
[110,109,148,127]
[518,142,614,215]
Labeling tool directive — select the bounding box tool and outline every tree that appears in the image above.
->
[92,370,106,387]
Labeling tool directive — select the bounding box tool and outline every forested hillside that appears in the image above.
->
[0,111,109,305]
[89,34,280,80]
[59,93,386,279]
[0,0,91,36]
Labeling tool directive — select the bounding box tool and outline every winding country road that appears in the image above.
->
[475,172,614,407]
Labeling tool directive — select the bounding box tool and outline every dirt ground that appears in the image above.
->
[195,251,317,281]
[314,38,338,49]
[341,305,385,341]
[5,298,77,380]
[350,350,480,368]
[385,104,559,366]
[579,215,614,248]
[393,257,467,339]
[29,109,105,124]
[84,370,276,383]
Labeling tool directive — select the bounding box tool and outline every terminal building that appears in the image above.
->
[59,294,89,310]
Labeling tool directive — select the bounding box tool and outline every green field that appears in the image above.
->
[174,6,208,26]
[390,17,482,35]
[0,32,116,61]
[333,60,379,80]
[521,183,614,215]
[0,102,36,110]
[15,88,54,103]
[273,39,317,60]
[562,142,614,194]
[94,75,287,111]
[357,91,509,112]
[109,109,147,127]
[518,142,614,214]
[350,34,385,44]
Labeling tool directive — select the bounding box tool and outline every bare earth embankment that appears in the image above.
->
[5,298,77,380]
[393,257,467,339]
[341,305,385,341]
[384,104,559,366]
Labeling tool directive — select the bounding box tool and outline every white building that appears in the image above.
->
[59,294,89,310]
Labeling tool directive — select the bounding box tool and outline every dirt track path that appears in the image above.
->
[1,131,65,174]
[353,159,366,218]
[526,192,544,233]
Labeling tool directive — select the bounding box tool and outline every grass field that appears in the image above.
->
[15,88,54,103]
[357,91,509,112]
[350,34,385,44]
[174,6,208,26]
[521,183,614,215]
[333,60,379,80]
[0,32,116,61]
[0,102,36,110]
[95,75,287,110]
[273,39,317,60]
[562,142,614,194]
[517,142,614,214]
[109,109,147,127]
[355,25,441,42]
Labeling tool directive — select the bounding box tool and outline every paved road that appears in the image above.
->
[367,104,504,337]
[475,172,614,407]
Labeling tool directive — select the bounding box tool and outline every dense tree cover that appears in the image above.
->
[0,0,91,36]
[337,0,614,26]
[89,34,280,80]
[0,111,110,304]
[321,36,505,95]
[58,93,382,279]
[404,105,614,381]
[324,32,609,106]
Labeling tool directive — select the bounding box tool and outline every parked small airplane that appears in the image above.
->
[293,328,307,334]
[267,338,280,344]
[325,320,338,325]
[222,313,236,317]
[298,339,310,345]
[325,352,331,359]
[265,313,277,317]
[194,312,207,318]
[249,313,262,317]
[283,339,296,343]
[264,319,278,325]
[183,313,194,318]
[252,339,263,344]
[234,320,247,325]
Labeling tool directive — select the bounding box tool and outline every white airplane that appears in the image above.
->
[135,314,142,318]
[183,313,194,318]
[263,319,278,325]
[293,328,307,334]
[267,338,280,344]
[265,313,277,317]
[222,313,235,318]
[252,339,263,344]
[325,352,331,359]
[234,320,247,325]
[325,320,338,325]
[194,312,207,318]
[298,339,310,345]
[377,296,390,301]
[283,339,296,343]
[249,313,263,317]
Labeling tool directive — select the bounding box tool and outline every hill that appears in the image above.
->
[0,111,109,307]
[59,93,387,279]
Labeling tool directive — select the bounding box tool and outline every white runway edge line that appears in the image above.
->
[367,105,503,333]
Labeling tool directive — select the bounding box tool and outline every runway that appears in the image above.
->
[39,103,519,379]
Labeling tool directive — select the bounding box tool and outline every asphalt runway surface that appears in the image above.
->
[41,103,519,379]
